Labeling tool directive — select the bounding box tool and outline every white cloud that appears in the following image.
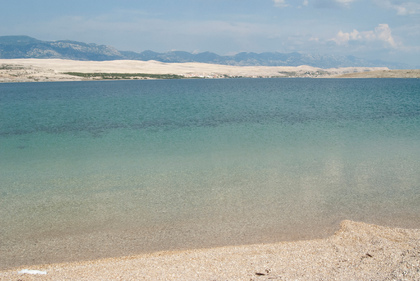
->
[277,0,355,9]
[297,0,309,8]
[375,24,397,47]
[335,0,356,5]
[273,0,289,8]
[314,0,356,8]
[376,0,420,15]
[331,24,398,48]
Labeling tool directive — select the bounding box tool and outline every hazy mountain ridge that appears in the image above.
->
[0,36,123,61]
[0,36,410,69]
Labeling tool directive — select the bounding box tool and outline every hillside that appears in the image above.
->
[0,36,410,69]
[0,36,122,61]
[0,58,396,83]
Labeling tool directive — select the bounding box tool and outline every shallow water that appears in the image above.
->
[1,78,419,269]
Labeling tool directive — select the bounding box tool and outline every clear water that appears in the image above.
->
[1,78,420,269]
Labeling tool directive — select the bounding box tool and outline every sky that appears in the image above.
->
[1,0,419,66]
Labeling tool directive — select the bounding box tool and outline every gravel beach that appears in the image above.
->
[1,220,419,280]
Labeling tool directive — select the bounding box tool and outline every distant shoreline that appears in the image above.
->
[1,58,418,83]
[334,69,420,78]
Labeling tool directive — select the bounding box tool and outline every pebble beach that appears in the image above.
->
[1,220,419,280]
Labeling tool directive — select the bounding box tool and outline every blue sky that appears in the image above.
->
[1,0,419,66]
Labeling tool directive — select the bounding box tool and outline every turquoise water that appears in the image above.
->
[1,78,420,269]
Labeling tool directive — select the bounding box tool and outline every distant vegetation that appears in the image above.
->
[64,72,186,80]
[0,64,25,70]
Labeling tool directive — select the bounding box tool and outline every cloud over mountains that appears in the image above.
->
[332,24,398,48]
[1,1,418,67]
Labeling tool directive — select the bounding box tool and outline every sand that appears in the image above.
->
[335,69,420,78]
[0,59,397,82]
[1,220,419,280]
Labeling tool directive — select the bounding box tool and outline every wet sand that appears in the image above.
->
[1,220,419,280]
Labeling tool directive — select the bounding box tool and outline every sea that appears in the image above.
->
[1,78,419,269]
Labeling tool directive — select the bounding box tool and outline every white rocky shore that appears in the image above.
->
[1,58,409,83]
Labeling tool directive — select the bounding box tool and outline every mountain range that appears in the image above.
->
[0,35,410,69]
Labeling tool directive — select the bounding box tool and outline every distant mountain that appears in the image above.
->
[0,35,122,61]
[0,35,410,69]
[119,50,408,68]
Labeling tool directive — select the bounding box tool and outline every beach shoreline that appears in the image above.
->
[3,58,419,83]
[1,220,419,280]
[1,62,419,280]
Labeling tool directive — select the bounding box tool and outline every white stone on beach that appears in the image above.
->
[18,269,47,275]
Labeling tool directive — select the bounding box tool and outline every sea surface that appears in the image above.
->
[1,78,420,269]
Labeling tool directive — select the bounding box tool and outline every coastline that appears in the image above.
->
[1,62,419,280]
[334,69,420,78]
[3,58,417,83]
[1,220,419,280]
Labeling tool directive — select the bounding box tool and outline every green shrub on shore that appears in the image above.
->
[63,72,186,80]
